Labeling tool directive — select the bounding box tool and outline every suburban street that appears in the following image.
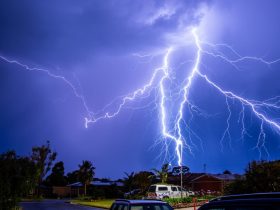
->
[21,200,102,210]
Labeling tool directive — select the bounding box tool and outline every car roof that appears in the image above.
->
[211,192,280,201]
[114,199,168,204]
[199,199,280,209]
[199,193,280,209]
[150,184,180,187]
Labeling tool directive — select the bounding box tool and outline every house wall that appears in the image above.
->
[52,186,71,197]
[191,176,226,193]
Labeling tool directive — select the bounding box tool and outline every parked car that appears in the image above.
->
[188,190,195,196]
[124,189,141,198]
[110,199,173,210]
[146,184,189,199]
[198,192,280,210]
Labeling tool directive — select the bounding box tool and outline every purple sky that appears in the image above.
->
[1,0,280,179]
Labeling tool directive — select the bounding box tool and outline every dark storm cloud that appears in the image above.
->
[0,0,209,64]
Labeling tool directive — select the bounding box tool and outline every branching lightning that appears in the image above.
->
[2,26,280,166]
[0,55,92,117]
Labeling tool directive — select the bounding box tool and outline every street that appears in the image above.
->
[21,199,102,210]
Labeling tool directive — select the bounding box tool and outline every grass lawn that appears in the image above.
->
[71,199,114,209]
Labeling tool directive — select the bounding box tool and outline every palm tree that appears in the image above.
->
[78,160,95,196]
[152,163,170,184]
[123,172,135,192]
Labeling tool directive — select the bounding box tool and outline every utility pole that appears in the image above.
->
[180,147,183,198]
[180,164,183,198]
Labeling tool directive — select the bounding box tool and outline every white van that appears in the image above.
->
[146,184,189,199]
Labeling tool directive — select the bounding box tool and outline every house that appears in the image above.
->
[52,186,71,197]
[67,179,124,197]
[168,173,241,194]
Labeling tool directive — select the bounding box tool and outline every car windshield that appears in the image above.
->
[131,204,173,210]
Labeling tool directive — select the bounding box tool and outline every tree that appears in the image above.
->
[223,170,232,174]
[45,161,67,186]
[245,160,280,192]
[152,163,170,184]
[225,160,280,194]
[134,171,154,192]
[0,151,37,209]
[66,170,79,184]
[78,160,95,196]
[123,172,135,192]
[31,140,57,188]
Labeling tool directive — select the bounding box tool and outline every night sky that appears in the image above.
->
[1,0,280,179]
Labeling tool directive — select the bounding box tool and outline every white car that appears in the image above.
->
[188,191,195,196]
[147,184,189,199]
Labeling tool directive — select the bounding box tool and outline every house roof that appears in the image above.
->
[168,172,241,184]
[67,180,124,187]
[67,182,83,187]
[190,173,241,182]
[168,173,205,182]
[212,174,240,181]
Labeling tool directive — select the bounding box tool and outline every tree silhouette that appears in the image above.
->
[123,172,135,192]
[225,160,280,194]
[78,160,95,196]
[223,170,232,175]
[152,163,170,184]
[31,140,56,192]
[0,151,37,209]
[46,161,66,186]
[134,171,154,192]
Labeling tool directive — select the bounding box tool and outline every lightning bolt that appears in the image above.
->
[0,55,92,118]
[86,27,280,164]
[2,26,280,166]
[192,28,280,159]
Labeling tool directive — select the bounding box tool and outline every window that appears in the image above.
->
[131,204,173,210]
[131,205,144,210]
[158,187,168,191]
[110,204,129,210]
[171,187,177,191]
[162,204,173,210]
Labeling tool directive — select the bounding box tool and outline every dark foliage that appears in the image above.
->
[134,171,154,192]
[66,170,79,184]
[0,151,37,209]
[225,160,280,194]
[45,161,67,186]
[31,140,57,187]
[152,163,170,183]
[223,170,232,174]
[78,160,95,195]
[123,172,135,192]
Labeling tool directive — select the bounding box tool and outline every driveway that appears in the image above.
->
[21,199,103,210]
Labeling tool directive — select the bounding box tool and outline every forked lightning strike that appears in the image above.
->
[1,27,280,165]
